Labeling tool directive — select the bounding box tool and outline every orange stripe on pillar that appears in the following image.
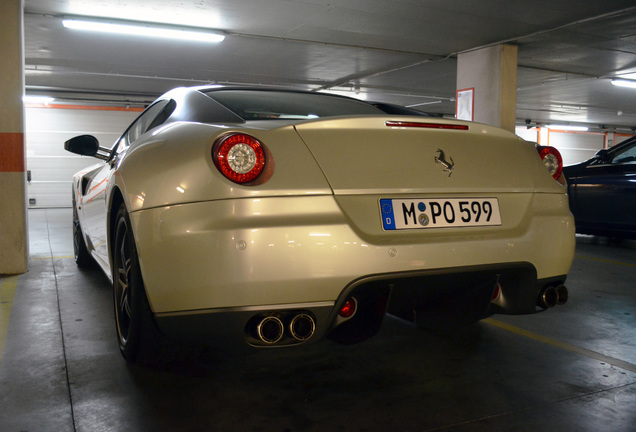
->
[0,133,25,172]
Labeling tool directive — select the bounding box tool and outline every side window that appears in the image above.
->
[612,142,636,164]
[146,99,176,132]
[125,99,175,145]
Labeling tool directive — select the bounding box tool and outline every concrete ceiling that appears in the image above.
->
[23,0,636,131]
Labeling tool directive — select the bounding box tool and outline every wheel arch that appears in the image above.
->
[107,186,126,278]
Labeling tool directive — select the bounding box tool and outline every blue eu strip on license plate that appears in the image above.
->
[380,198,502,230]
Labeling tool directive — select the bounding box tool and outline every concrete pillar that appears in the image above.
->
[456,44,518,132]
[0,0,28,275]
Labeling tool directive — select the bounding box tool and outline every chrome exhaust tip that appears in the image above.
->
[555,285,568,305]
[289,313,316,341]
[256,316,284,344]
[537,285,558,309]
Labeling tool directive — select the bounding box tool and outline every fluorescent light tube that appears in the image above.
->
[23,96,55,104]
[62,18,225,43]
[611,79,636,89]
[547,125,589,132]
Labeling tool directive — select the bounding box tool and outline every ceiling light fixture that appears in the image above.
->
[62,17,225,43]
[23,96,55,104]
[611,79,636,89]
[546,125,589,132]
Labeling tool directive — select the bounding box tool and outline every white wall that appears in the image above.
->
[615,134,634,146]
[546,131,605,166]
[516,126,635,167]
[25,106,141,208]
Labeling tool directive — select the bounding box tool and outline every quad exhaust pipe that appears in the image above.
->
[256,316,285,344]
[289,313,316,342]
[254,312,316,345]
[537,285,568,309]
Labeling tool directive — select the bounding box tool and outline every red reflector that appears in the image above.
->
[386,121,469,130]
[339,298,357,318]
[492,283,501,301]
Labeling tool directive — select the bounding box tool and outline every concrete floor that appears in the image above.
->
[1,208,635,431]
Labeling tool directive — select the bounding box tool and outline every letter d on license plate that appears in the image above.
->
[380,198,502,230]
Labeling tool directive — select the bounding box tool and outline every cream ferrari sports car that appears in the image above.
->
[65,86,574,363]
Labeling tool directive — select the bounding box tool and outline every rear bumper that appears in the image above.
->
[154,265,568,347]
[131,193,574,343]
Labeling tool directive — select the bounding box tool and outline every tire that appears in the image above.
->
[112,203,164,364]
[72,195,93,268]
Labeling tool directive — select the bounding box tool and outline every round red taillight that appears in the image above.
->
[213,133,265,183]
[339,297,357,318]
[537,145,563,180]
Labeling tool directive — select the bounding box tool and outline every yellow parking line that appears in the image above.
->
[575,254,636,268]
[484,318,636,374]
[0,275,19,367]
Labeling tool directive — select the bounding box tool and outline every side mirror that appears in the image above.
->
[64,135,99,156]
[594,149,610,163]
[64,135,110,160]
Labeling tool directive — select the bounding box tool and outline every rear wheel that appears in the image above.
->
[113,203,163,364]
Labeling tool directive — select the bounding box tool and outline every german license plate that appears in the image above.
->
[380,198,502,230]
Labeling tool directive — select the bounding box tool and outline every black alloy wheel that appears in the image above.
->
[113,203,161,363]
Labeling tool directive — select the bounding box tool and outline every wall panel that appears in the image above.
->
[25,106,140,208]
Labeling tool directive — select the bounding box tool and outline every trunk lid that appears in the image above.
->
[293,117,556,195]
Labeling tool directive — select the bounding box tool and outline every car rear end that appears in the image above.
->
[293,117,574,336]
[121,90,574,347]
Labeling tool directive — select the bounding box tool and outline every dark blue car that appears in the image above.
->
[563,136,636,238]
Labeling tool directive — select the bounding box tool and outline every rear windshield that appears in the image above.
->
[202,89,383,120]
